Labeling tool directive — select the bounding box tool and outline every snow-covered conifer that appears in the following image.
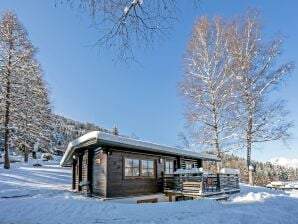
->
[0,11,35,168]
[0,11,52,167]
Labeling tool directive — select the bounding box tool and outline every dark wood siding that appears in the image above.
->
[74,160,79,191]
[92,151,107,197]
[72,159,77,190]
[106,150,176,198]
[78,155,83,191]
[81,151,89,192]
[72,145,204,198]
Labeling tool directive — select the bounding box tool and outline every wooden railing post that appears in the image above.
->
[217,173,220,191]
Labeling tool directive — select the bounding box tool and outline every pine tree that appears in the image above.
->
[112,125,119,135]
[12,61,52,162]
[0,11,52,168]
[0,11,35,169]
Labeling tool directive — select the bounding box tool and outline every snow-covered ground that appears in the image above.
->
[1,161,298,224]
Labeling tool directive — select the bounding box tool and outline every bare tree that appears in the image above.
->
[181,16,241,159]
[180,11,293,177]
[58,0,199,62]
[229,10,294,183]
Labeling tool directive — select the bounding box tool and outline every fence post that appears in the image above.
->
[217,173,220,191]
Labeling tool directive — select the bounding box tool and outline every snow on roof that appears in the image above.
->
[60,131,220,166]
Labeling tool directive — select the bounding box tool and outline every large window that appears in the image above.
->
[124,158,140,177]
[124,158,155,177]
[165,160,174,174]
[141,160,154,177]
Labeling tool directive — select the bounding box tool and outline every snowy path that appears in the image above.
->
[1,162,298,224]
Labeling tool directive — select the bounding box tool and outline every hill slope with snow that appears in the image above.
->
[1,161,298,224]
[270,157,298,169]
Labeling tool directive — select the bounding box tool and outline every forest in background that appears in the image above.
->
[204,153,298,186]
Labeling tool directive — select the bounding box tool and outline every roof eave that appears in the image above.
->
[60,131,221,166]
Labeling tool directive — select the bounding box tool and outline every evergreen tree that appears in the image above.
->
[112,125,119,135]
[0,11,53,167]
[0,12,34,169]
[12,62,52,162]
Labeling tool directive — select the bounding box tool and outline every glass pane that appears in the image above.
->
[133,159,139,168]
[125,167,132,176]
[169,161,173,169]
[164,168,169,175]
[142,168,154,177]
[142,168,148,176]
[186,163,192,170]
[142,160,147,169]
[147,160,154,168]
[133,167,140,176]
[147,169,154,176]
[169,168,174,174]
[125,158,132,168]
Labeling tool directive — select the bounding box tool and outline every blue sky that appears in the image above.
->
[1,0,297,161]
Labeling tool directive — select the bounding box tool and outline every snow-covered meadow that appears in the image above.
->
[1,161,298,224]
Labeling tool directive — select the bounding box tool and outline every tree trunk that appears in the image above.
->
[211,92,222,172]
[32,151,36,159]
[3,39,12,169]
[247,111,253,185]
[249,170,254,185]
[24,145,28,163]
[212,103,220,157]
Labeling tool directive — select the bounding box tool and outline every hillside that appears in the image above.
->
[0,114,113,164]
[50,114,112,152]
[270,157,298,169]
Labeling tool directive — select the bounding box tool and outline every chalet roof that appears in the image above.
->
[60,131,220,166]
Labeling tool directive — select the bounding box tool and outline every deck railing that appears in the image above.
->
[163,172,239,195]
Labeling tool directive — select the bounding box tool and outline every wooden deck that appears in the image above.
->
[163,172,240,201]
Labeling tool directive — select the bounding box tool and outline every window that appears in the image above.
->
[165,160,174,174]
[124,158,155,177]
[141,160,154,177]
[185,161,194,170]
[124,158,140,177]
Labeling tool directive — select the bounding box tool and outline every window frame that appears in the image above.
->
[185,161,194,170]
[123,157,156,179]
[164,160,174,174]
[141,159,155,177]
[124,158,140,177]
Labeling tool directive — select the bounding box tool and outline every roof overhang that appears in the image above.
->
[60,131,221,166]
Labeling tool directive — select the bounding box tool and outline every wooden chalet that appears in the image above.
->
[60,131,222,198]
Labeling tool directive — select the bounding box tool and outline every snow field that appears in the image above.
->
[1,161,298,224]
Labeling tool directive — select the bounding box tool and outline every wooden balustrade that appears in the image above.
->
[163,172,239,196]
